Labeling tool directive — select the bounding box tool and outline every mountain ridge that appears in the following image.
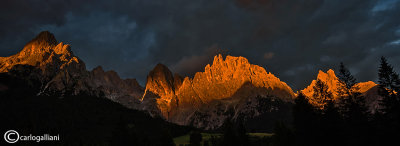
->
[0,31,145,110]
[0,31,383,130]
[142,54,296,128]
[301,69,380,112]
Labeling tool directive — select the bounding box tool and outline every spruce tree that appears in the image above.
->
[336,62,371,145]
[337,62,357,97]
[312,79,333,109]
[320,99,343,146]
[336,62,369,120]
[378,56,400,93]
[378,56,400,114]
[293,93,319,146]
[377,56,400,145]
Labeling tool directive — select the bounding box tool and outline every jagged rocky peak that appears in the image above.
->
[163,54,296,127]
[25,31,58,47]
[301,69,339,99]
[0,31,83,73]
[0,31,145,111]
[302,69,378,98]
[212,54,250,68]
[91,66,130,84]
[173,73,183,91]
[190,54,295,101]
[145,63,177,97]
[90,65,137,88]
[91,66,120,81]
[148,64,174,84]
[89,65,144,100]
[143,54,298,123]
[317,69,337,80]
[301,69,380,111]
[124,78,143,90]
[142,64,180,118]
[21,31,74,57]
[92,66,105,74]
[0,31,88,96]
[144,54,295,107]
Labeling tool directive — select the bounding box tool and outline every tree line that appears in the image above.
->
[292,56,400,146]
[194,56,400,146]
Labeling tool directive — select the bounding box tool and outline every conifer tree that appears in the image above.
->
[320,99,343,146]
[378,56,400,93]
[336,62,370,145]
[312,79,333,109]
[293,93,318,146]
[378,57,400,114]
[377,56,400,145]
[337,62,357,97]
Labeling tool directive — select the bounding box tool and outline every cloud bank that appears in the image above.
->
[1,0,399,90]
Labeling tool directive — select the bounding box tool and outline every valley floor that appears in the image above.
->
[173,132,273,146]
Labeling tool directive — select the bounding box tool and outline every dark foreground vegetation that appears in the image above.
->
[179,57,400,146]
[1,56,399,146]
[274,57,400,146]
[0,73,191,145]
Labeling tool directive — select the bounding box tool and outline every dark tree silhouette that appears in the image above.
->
[221,119,236,146]
[189,131,202,146]
[312,79,333,109]
[378,57,400,93]
[293,93,319,146]
[376,56,400,145]
[378,57,400,116]
[203,140,210,146]
[271,122,295,146]
[237,120,249,146]
[220,119,251,146]
[335,62,371,145]
[320,99,344,146]
[337,62,357,97]
[210,135,219,146]
[0,72,186,146]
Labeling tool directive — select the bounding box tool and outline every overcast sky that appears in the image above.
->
[1,0,399,90]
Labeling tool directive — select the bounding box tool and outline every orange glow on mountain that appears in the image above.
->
[142,54,295,123]
[301,69,378,108]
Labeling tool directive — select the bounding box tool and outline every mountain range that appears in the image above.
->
[0,31,381,130]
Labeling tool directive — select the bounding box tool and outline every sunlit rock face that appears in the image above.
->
[143,54,295,129]
[0,31,84,73]
[301,69,340,108]
[0,31,144,109]
[2,31,383,130]
[0,31,86,94]
[301,69,339,100]
[142,64,181,118]
[301,69,380,112]
[353,81,381,113]
[187,54,295,102]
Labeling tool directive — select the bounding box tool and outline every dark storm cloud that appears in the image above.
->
[1,0,399,90]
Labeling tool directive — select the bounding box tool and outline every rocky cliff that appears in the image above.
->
[2,31,382,130]
[143,54,295,129]
[301,69,380,112]
[0,31,86,95]
[0,31,144,111]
